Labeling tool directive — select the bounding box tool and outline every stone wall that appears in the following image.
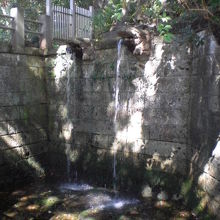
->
[47,38,192,190]
[190,33,220,216]
[1,32,220,216]
[0,50,49,189]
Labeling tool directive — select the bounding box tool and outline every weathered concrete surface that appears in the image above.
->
[189,33,220,217]
[0,51,49,189]
[46,38,192,192]
[1,32,220,217]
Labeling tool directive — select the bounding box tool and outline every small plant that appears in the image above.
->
[157,13,174,43]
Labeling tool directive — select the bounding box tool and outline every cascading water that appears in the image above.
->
[113,39,123,190]
[65,49,74,182]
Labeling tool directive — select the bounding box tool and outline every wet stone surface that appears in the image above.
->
[0,182,196,220]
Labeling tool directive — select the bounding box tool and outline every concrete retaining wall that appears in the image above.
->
[0,50,49,189]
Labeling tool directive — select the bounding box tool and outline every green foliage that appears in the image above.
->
[93,0,220,43]
[93,0,124,38]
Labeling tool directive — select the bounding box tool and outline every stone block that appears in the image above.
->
[208,76,220,96]
[143,108,187,126]
[0,66,16,79]
[0,106,20,121]
[92,133,109,148]
[95,49,117,64]
[145,94,189,110]
[156,77,190,94]
[28,128,47,143]
[82,63,95,78]
[92,105,109,120]
[0,133,25,149]
[0,54,18,66]
[19,104,48,126]
[74,131,91,146]
[149,124,187,143]
[0,153,4,166]
[202,157,220,181]
[22,141,48,158]
[143,140,186,158]
[16,55,44,67]
[208,96,220,113]
[0,77,21,93]
[73,119,94,133]
[0,122,9,135]
[198,172,220,203]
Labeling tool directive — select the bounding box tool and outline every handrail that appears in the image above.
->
[0,24,14,31]
[24,19,43,25]
[0,14,14,19]
[25,30,43,35]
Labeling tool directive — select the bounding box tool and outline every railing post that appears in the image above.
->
[70,0,76,40]
[46,0,52,16]
[39,15,52,50]
[89,6,94,39]
[10,7,24,51]
[42,0,52,50]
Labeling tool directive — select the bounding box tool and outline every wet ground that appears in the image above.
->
[0,182,196,220]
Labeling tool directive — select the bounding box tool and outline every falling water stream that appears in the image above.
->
[66,50,74,182]
[113,39,123,190]
[59,41,139,217]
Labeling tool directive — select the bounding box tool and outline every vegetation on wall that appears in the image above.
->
[93,0,220,43]
[0,0,220,43]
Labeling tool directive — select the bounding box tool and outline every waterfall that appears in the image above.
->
[113,39,123,190]
[66,145,71,182]
[65,49,74,182]
[66,63,71,182]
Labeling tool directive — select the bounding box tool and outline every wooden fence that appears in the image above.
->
[52,4,93,41]
[0,0,93,50]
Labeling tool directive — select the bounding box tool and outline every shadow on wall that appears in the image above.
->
[0,52,50,190]
[187,33,220,217]
[46,38,192,196]
[45,33,220,217]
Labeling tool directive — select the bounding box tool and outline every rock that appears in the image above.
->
[157,191,168,201]
[142,185,152,198]
[172,193,183,201]
[117,25,151,56]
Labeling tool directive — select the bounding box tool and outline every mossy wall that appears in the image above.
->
[47,38,192,191]
[0,49,49,189]
[1,32,220,218]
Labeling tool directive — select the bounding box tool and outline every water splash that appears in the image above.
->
[90,198,139,210]
[113,39,123,190]
[59,183,93,192]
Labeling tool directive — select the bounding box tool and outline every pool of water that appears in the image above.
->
[0,181,195,220]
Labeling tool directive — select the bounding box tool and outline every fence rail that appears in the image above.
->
[0,14,15,42]
[0,24,14,31]
[0,14,14,30]
[24,18,43,40]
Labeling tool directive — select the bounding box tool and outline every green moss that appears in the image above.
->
[23,108,29,122]
[110,62,115,71]
[41,196,60,209]
[181,178,193,197]
[47,67,56,79]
